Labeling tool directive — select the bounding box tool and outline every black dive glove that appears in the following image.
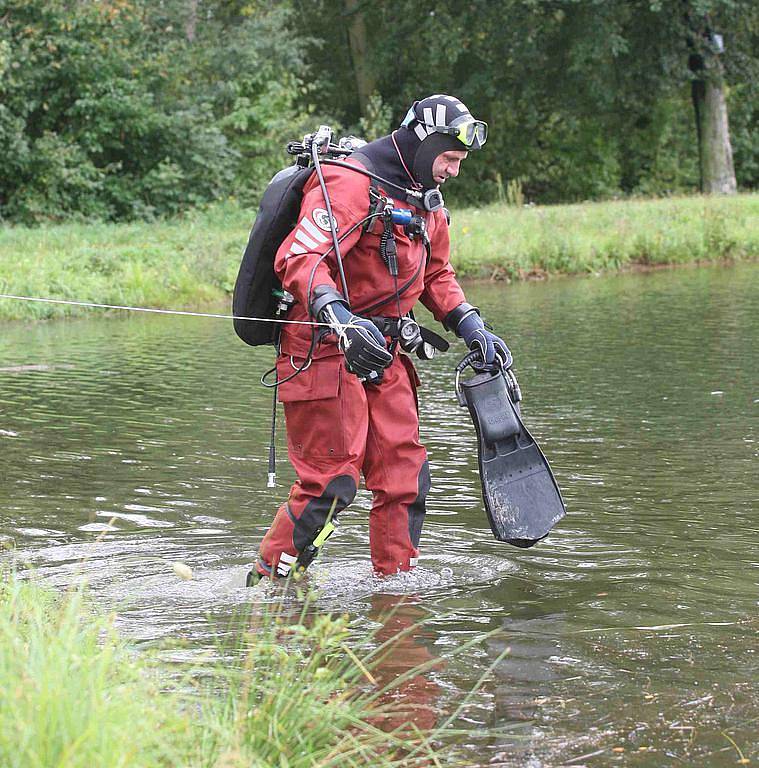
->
[311,286,393,383]
[446,303,513,370]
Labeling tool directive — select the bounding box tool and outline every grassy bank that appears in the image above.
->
[0,204,248,321]
[0,573,451,767]
[452,193,758,279]
[0,194,757,320]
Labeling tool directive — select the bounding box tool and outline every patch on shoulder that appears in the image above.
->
[312,208,338,232]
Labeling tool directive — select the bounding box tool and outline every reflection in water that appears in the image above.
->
[368,594,442,733]
[1,263,758,765]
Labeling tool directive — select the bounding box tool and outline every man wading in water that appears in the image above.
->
[250,95,511,582]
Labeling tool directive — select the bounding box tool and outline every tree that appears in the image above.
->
[0,0,318,221]
[0,0,236,221]
[1,0,756,221]
[329,0,758,202]
[684,4,736,192]
[344,0,375,115]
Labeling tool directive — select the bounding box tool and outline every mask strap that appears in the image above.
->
[400,102,419,128]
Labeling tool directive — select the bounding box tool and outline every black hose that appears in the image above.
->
[311,144,350,304]
[262,211,384,391]
[305,212,383,317]
[267,379,277,486]
[354,252,424,315]
[260,330,318,388]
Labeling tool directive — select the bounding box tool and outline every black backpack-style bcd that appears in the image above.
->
[232,165,314,346]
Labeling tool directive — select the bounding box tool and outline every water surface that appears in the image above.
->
[1,263,757,766]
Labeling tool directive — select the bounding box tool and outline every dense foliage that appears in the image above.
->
[0,0,757,222]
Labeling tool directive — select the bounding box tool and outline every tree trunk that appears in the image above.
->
[689,56,737,194]
[186,0,199,43]
[344,0,375,116]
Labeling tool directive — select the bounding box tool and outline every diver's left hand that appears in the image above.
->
[457,313,513,369]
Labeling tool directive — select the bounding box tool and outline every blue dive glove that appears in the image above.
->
[446,303,512,369]
[311,286,393,383]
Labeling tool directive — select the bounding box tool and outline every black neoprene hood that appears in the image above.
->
[399,94,480,189]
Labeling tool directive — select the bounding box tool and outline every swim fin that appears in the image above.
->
[455,354,566,547]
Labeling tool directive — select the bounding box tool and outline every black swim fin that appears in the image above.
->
[455,353,566,547]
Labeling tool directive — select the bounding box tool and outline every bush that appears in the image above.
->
[0,1,306,223]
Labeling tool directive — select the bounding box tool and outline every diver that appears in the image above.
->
[251,94,511,581]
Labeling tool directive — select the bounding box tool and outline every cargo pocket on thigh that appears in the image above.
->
[277,355,348,460]
[399,354,422,413]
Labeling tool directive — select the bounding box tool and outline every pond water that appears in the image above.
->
[1,263,757,766]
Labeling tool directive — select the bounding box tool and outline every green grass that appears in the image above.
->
[0,204,251,321]
[450,193,759,279]
[0,575,190,767]
[1,194,756,320]
[0,572,463,767]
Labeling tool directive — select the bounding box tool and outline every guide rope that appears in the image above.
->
[0,293,359,329]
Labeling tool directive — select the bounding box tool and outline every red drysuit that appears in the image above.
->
[257,159,466,577]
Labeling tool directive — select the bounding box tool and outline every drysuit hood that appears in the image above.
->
[351,133,423,208]
[352,94,483,206]
[399,94,484,190]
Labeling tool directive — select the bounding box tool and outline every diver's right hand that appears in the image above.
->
[320,300,393,383]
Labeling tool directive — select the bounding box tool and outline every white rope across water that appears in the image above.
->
[0,293,357,329]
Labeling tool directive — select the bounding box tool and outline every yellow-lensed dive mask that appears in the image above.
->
[403,110,488,150]
[443,117,488,150]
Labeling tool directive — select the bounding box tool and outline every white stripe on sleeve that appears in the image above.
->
[301,217,330,243]
[294,229,318,249]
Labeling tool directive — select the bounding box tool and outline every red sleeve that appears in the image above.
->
[419,208,467,322]
[274,164,369,311]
